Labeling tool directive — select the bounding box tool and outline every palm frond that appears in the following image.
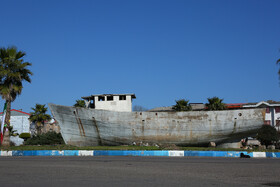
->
[29,104,51,124]
[0,46,33,101]
[206,96,226,110]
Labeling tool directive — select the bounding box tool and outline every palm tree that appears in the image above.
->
[0,46,32,145]
[74,99,86,107]
[29,104,51,134]
[172,99,192,111]
[205,97,226,110]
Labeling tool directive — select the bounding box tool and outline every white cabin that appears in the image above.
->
[82,94,136,112]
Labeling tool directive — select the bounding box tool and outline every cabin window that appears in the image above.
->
[107,96,113,101]
[90,99,95,108]
[98,96,105,101]
[119,95,126,100]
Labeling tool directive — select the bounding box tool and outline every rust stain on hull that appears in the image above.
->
[73,109,86,136]
[92,117,103,146]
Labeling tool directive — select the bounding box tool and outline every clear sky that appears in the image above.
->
[0,0,280,114]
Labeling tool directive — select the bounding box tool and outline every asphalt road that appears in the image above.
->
[0,156,279,187]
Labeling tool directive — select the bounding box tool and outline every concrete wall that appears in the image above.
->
[1,150,277,158]
[94,95,132,112]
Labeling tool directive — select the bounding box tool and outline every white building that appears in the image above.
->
[243,101,280,130]
[82,94,136,112]
[0,109,30,146]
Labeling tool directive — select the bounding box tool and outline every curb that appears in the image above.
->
[1,150,280,158]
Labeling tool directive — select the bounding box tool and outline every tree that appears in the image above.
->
[73,99,86,107]
[133,105,148,111]
[256,125,279,147]
[172,99,192,111]
[277,58,280,76]
[205,97,226,110]
[0,46,32,146]
[29,104,51,135]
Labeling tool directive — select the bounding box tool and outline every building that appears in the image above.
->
[30,118,61,136]
[243,101,280,128]
[148,103,205,112]
[0,109,30,146]
[149,100,280,129]
[42,119,60,134]
[82,94,136,112]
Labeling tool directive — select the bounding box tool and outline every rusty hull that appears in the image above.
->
[49,103,265,147]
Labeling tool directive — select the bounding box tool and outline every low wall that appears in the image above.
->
[1,150,280,158]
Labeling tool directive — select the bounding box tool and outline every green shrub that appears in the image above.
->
[19,133,31,141]
[256,125,279,147]
[24,132,65,145]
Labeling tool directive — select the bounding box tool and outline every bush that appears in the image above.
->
[256,125,279,147]
[10,141,16,147]
[24,132,65,145]
[19,133,31,141]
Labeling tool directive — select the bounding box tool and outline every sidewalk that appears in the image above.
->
[1,150,280,158]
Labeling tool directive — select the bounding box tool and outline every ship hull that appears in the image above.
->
[49,104,265,146]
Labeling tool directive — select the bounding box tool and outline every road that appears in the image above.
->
[0,156,279,186]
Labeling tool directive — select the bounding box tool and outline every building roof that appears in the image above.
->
[243,101,280,108]
[82,93,136,100]
[225,103,246,109]
[0,109,30,116]
[148,106,174,112]
[190,103,205,110]
[149,100,280,112]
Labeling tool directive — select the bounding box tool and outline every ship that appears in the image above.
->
[48,94,268,147]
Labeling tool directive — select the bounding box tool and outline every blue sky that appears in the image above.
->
[0,0,280,113]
